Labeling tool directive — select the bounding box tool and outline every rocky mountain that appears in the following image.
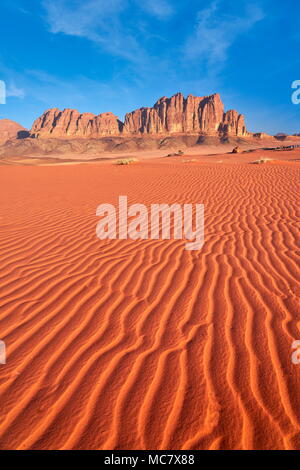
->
[30,92,248,138]
[0,119,28,142]
[123,93,247,136]
[31,109,123,138]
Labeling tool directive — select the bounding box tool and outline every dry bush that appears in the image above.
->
[251,158,272,165]
[116,158,138,165]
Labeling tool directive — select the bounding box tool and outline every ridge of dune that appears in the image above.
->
[30,92,248,139]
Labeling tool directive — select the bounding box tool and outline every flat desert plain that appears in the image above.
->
[0,149,299,450]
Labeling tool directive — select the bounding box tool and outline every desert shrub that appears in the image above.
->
[251,158,272,164]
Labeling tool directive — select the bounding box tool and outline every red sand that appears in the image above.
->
[0,151,299,450]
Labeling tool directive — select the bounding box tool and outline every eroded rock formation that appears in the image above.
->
[31,109,123,138]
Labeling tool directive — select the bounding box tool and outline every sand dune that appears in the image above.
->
[0,151,299,450]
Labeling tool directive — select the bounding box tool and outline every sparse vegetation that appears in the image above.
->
[166,149,184,157]
[115,158,138,165]
[251,158,272,164]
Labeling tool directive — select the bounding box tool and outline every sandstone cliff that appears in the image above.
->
[31,109,123,138]
[30,93,248,138]
[0,119,28,142]
[123,93,247,136]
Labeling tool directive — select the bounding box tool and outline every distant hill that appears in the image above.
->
[0,119,29,142]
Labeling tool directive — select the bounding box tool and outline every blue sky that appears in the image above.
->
[0,0,299,134]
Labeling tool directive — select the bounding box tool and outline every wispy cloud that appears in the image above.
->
[138,0,174,19]
[6,83,25,99]
[184,0,265,67]
[0,61,26,99]
[43,0,124,36]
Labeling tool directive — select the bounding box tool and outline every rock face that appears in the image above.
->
[124,93,221,134]
[0,119,28,142]
[31,109,123,138]
[30,93,248,138]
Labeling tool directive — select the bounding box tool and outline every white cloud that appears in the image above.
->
[42,0,174,64]
[184,0,265,66]
[42,0,144,62]
[138,0,174,19]
[0,61,26,99]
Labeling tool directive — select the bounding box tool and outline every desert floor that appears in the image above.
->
[0,149,299,450]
